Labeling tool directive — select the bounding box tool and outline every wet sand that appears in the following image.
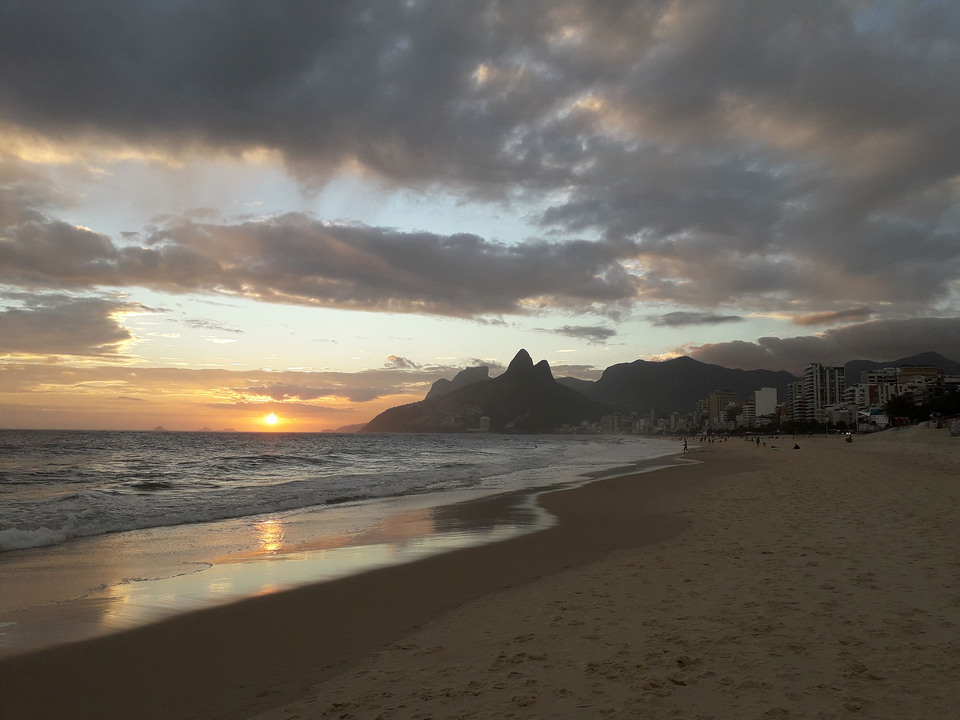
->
[4,426,960,719]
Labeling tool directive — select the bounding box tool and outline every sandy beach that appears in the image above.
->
[3,425,959,719]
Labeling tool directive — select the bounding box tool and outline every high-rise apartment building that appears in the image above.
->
[803,363,845,422]
[754,387,777,417]
[787,380,805,423]
[708,390,737,424]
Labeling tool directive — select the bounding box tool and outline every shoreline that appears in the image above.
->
[5,426,958,719]
[251,426,960,720]
[0,448,723,720]
[0,450,684,657]
[0,487,549,656]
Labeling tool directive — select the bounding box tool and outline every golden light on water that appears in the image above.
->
[257,519,284,554]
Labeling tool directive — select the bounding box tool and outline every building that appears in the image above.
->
[900,365,943,386]
[803,363,845,423]
[754,387,777,418]
[708,390,737,425]
[695,398,709,428]
[860,367,898,385]
[787,380,805,423]
[852,365,946,410]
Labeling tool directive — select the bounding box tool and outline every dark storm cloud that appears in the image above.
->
[687,318,960,375]
[650,312,744,328]
[0,294,143,357]
[2,1,960,318]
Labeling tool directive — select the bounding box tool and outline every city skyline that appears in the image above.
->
[3,2,960,431]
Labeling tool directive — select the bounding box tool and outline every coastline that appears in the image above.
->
[4,426,959,719]
[0,434,681,656]
[250,426,960,720]
[0,447,711,720]
[0,449,681,657]
[0,487,550,655]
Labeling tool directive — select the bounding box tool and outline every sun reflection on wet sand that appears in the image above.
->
[98,528,525,631]
[256,518,284,554]
[0,490,550,656]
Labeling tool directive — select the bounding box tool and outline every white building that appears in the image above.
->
[804,363,846,422]
[754,387,777,418]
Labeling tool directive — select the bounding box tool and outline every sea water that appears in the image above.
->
[0,430,681,652]
[0,430,677,553]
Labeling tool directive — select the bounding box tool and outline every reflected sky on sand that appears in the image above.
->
[0,488,551,656]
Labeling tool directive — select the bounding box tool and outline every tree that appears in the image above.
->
[885,394,918,424]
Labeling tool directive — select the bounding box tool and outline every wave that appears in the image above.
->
[0,432,679,553]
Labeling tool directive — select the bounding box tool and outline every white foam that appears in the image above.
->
[1,433,680,553]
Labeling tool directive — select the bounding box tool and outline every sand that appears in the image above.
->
[3,425,959,719]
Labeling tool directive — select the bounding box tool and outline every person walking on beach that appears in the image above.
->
[683,439,688,453]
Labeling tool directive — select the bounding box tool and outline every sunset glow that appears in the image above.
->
[2,2,959,431]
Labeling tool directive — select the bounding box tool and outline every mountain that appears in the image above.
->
[844,351,960,382]
[366,350,960,434]
[322,423,367,434]
[364,349,606,433]
[425,365,490,399]
[557,356,799,414]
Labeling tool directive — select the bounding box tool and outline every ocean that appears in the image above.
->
[0,430,681,553]
[0,430,681,652]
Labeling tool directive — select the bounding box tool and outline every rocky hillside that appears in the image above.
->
[424,365,490,400]
[364,349,605,433]
[558,356,798,414]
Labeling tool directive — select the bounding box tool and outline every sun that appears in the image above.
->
[264,413,278,426]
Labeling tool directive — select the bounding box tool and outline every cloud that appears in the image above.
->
[551,363,603,381]
[204,400,352,417]
[385,355,421,370]
[2,1,959,324]
[0,361,464,408]
[465,358,506,373]
[0,204,640,316]
[792,307,873,326]
[547,325,616,344]
[234,382,390,404]
[649,312,744,328]
[182,317,244,333]
[0,153,79,225]
[0,293,145,357]
[686,317,960,375]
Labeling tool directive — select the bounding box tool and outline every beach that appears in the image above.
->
[3,426,959,719]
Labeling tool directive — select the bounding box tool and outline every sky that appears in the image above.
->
[2,0,960,431]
